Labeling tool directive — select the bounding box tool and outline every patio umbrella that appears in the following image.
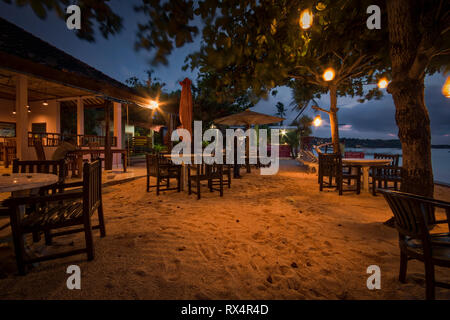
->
[213,109,285,177]
[213,109,285,126]
[178,78,193,138]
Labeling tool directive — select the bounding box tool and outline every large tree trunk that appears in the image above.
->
[328,85,340,153]
[387,0,434,197]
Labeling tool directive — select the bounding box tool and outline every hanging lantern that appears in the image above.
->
[299,9,313,30]
[378,77,389,89]
[442,76,450,98]
[313,115,322,127]
[322,68,335,81]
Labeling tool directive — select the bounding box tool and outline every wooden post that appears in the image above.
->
[15,75,28,160]
[104,100,112,170]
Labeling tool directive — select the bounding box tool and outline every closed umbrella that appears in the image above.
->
[178,78,193,139]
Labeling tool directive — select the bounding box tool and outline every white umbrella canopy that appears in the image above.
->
[213,109,285,126]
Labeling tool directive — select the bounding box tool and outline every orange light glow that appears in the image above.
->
[148,100,159,109]
[378,78,389,89]
[299,9,313,30]
[313,115,322,127]
[323,68,335,81]
[442,76,450,98]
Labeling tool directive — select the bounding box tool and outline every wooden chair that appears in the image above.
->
[146,154,181,195]
[344,151,365,158]
[318,153,361,195]
[3,139,16,168]
[5,160,105,275]
[379,189,450,300]
[372,165,403,196]
[33,139,46,161]
[188,163,224,200]
[371,153,402,195]
[374,153,400,166]
[88,142,104,163]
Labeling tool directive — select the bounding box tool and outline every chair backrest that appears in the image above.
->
[146,153,172,176]
[344,151,365,159]
[88,142,101,159]
[83,160,102,215]
[34,139,46,161]
[12,159,66,184]
[374,153,400,166]
[379,189,436,240]
[318,152,341,178]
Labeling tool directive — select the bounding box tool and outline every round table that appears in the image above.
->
[0,173,59,194]
[0,173,59,249]
[342,158,392,191]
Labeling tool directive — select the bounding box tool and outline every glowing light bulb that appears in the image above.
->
[378,78,389,89]
[442,76,450,98]
[323,68,335,81]
[148,100,159,109]
[313,115,322,127]
[299,9,313,30]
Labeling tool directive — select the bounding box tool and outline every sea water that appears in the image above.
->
[345,147,450,185]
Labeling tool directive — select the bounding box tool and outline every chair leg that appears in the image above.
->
[97,203,106,237]
[424,262,435,300]
[146,175,150,192]
[227,167,231,188]
[11,229,26,275]
[32,231,41,243]
[196,173,201,200]
[372,178,377,196]
[156,176,160,196]
[83,218,94,261]
[44,230,52,245]
[356,174,361,195]
[399,251,407,283]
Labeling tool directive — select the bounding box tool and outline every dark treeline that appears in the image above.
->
[311,137,450,149]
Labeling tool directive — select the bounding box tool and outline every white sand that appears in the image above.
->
[0,160,449,299]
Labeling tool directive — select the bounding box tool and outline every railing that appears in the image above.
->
[314,142,334,154]
[28,132,117,148]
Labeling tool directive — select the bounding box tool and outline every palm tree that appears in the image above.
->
[275,102,286,125]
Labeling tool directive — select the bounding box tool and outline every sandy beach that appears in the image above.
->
[0,159,449,300]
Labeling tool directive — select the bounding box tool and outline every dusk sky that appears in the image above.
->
[1,0,449,144]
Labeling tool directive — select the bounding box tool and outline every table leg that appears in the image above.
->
[77,155,83,178]
[362,167,370,191]
[122,153,127,172]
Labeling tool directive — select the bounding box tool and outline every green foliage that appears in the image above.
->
[125,70,179,127]
[152,143,165,153]
[192,72,255,126]
[3,0,123,42]
[275,102,286,125]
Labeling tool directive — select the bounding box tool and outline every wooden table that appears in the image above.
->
[67,148,127,177]
[342,158,392,191]
[0,173,59,194]
[0,173,59,244]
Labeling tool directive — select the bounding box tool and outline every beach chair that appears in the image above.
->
[379,189,450,300]
[5,160,106,275]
